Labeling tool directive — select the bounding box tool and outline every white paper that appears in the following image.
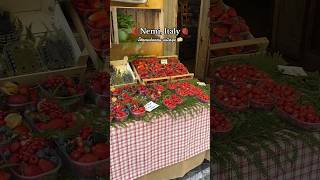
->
[197,82,206,86]
[144,101,159,112]
[160,59,168,65]
[278,65,308,76]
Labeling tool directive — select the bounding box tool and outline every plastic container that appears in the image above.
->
[5,151,62,180]
[114,112,129,122]
[294,118,320,132]
[250,99,274,111]
[130,108,146,118]
[56,134,109,178]
[213,96,248,112]
[54,91,87,111]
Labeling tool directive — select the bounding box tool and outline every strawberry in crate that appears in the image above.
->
[2,137,61,178]
[56,127,109,177]
[90,72,109,108]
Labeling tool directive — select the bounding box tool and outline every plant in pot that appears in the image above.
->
[117,13,135,42]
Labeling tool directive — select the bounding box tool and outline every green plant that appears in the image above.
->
[117,13,134,29]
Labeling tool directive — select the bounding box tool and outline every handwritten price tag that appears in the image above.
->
[144,101,159,112]
[160,59,168,65]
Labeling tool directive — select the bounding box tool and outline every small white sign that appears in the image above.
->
[177,37,183,42]
[278,65,308,76]
[197,82,207,86]
[160,59,168,65]
[144,101,160,112]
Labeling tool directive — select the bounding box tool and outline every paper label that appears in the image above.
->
[278,65,308,76]
[197,82,206,86]
[160,59,168,65]
[144,101,159,112]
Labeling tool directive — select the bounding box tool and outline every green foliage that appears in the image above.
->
[212,54,320,179]
[117,13,134,29]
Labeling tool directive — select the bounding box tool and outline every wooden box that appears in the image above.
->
[131,55,194,85]
[0,0,88,85]
[110,56,137,87]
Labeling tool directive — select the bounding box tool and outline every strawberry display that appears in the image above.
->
[41,75,85,97]
[210,3,258,57]
[3,137,60,177]
[111,104,129,121]
[1,83,39,107]
[211,108,232,134]
[132,57,189,79]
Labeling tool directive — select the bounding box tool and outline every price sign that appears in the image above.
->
[160,59,168,65]
[197,82,206,86]
[144,101,160,112]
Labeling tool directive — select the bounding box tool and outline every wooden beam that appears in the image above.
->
[195,0,210,81]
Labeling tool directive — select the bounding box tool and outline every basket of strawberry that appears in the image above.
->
[213,84,249,112]
[25,99,76,132]
[277,100,320,131]
[129,102,146,118]
[163,94,183,110]
[249,85,274,110]
[40,75,86,110]
[72,0,106,17]
[90,72,109,108]
[211,108,232,135]
[56,127,109,178]
[3,137,61,179]
[111,104,129,122]
[0,112,31,150]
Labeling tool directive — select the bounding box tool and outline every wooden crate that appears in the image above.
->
[210,37,269,62]
[110,6,164,45]
[110,56,137,87]
[64,1,104,70]
[131,55,194,85]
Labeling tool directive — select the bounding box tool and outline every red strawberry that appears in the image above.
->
[10,142,20,153]
[227,8,237,17]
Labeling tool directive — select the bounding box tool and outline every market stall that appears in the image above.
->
[210,54,320,179]
[109,55,210,180]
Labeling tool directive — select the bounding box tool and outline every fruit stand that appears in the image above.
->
[0,0,110,179]
[109,55,210,180]
[210,54,320,179]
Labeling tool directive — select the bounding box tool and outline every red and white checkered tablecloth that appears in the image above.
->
[110,107,210,180]
[213,139,320,180]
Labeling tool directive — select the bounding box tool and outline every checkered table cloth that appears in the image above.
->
[212,140,320,180]
[110,107,210,180]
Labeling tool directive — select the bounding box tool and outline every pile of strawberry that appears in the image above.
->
[132,57,189,79]
[41,75,85,97]
[27,99,76,131]
[130,102,146,117]
[210,3,257,56]
[111,104,129,122]
[211,108,232,134]
[168,81,209,102]
[4,137,59,177]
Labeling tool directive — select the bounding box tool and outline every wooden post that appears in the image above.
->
[163,0,178,55]
[195,0,210,81]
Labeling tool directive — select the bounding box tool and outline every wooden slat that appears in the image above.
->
[210,37,270,51]
[195,0,210,81]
